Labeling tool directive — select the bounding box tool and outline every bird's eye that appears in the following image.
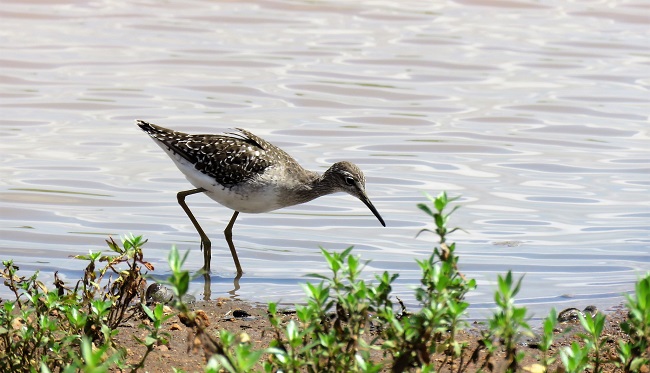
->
[345,177,355,186]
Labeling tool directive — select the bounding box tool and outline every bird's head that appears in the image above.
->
[323,161,385,227]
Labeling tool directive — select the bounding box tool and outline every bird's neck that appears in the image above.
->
[281,170,337,207]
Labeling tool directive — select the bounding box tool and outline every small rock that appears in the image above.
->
[181,294,196,304]
[196,309,210,327]
[233,309,251,318]
[170,323,182,331]
[216,297,229,306]
[146,283,195,305]
[232,309,257,321]
[523,364,545,373]
[11,317,25,330]
[557,308,582,323]
[193,336,202,350]
[557,305,598,323]
[146,283,174,305]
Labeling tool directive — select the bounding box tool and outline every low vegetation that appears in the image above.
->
[1,192,648,372]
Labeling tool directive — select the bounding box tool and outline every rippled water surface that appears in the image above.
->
[1,0,649,319]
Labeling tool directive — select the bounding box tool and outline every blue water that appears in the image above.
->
[1,0,648,320]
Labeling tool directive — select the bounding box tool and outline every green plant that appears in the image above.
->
[205,330,265,373]
[54,336,121,373]
[416,191,462,245]
[264,247,392,373]
[8,193,650,372]
[560,341,591,373]
[159,246,247,369]
[384,192,475,372]
[74,234,152,332]
[486,271,532,372]
[537,308,558,370]
[616,273,650,372]
[0,260,128,372]
[0,234,158,372]
[130,303,174,370]
[0,262,81,371]
[201,191,472,373]
[261,192,476,373]
[578,311,607,373]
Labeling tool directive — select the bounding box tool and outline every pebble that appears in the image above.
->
[557,305,598,323]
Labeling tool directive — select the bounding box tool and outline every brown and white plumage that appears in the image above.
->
[136,120,385,273]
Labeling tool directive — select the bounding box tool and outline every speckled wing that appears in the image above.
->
[136,120,273,187]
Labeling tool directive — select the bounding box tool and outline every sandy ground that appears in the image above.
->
[112,298,645,372]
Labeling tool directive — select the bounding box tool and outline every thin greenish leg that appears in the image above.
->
[224,211,243,274]
[177,188,211,272]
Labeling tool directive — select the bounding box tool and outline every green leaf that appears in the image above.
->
[434,191,448,211]
[417,203,434,218]
[415,228,434,238]
[305,273,329,281]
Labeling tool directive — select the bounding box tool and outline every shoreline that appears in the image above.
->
[113,297,635,372]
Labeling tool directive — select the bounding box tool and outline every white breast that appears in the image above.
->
[162,146,283,213]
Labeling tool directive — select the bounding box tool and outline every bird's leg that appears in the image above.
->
[202,272,211,301]
[229,272,242,296]
[224,211,243,274]
[177,188,211,272]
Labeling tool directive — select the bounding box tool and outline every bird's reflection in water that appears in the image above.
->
[201,272,242,301]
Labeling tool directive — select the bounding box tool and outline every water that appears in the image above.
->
[1,0,648,320]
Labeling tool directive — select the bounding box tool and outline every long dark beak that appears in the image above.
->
[357,186,386,227]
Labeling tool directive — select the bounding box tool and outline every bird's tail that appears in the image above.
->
[135,119,162,135]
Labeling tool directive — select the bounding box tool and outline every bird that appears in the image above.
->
[135,120,386,274]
